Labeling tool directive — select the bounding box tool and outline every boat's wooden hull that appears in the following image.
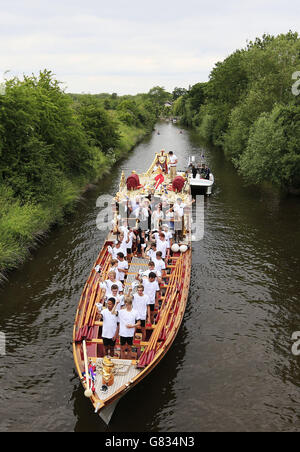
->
[73,246,191,423]
[73,151,192,423]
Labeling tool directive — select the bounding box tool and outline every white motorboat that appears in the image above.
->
[187,156,214,195]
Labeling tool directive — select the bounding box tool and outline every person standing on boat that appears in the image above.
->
[152,251,167,278]
[126,228,136,257]
[174,198,186,241]
[139,273,160,324]
[141,261,162,284]
[130,285,151,341]
[168,151,178,182]
[109,259,122,281]
[151,203,164,231]
[136,227,147,258]
[118,297,141,360]
[97,298,120,358]
[205,165,211,180]
[110,286,125,312]
[146,242,157,261]
[111,240,127,260]
[162,224,173,249]
[153,231,169,259]
[116,252,128,283]
[100,271,124,299]
[165,203,175,231]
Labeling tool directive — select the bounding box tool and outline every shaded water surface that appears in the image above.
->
[0,122,299,432]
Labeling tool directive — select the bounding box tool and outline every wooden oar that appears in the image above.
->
[82,340,93,398]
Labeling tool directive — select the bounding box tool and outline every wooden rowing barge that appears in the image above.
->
[73,150,192,424]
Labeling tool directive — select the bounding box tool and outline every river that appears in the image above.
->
[0,121,299,432]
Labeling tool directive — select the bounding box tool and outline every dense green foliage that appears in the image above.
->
[0,71,160,275]
[173,32,300,191]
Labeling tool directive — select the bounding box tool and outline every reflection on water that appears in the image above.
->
[0,122,299,432]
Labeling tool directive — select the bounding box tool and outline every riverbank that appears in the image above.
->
[0,122,152,282]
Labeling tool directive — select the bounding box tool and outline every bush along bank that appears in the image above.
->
[0,71,160,280]
[171,31,300,194]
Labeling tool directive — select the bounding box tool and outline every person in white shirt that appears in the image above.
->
[162,225,173,248]
[100,271,123,299]
[118,233,128,258]
[152,251,167,277]
[118,297,141,359]
[126,229,136,256]
[155,232,169,259]
[111,241,127,259]
[168,151,178,181]
[131,285,151,341]
[152,204,164,231]
[174,197,195,240]
[141,261,162,283]
[141,273,160,324]
[110,287,125,312]
[97,298,119,357]
[146,243,157,262]
[117,252,128,282]
[118,220,129,241]
[174,198,186,219]
[109,259,122,281]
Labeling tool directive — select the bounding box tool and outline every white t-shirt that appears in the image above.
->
[119,226,129,241]
[112,244,127,259]
[156,239,169,259]
[132,293,151,320]
[117,259,129,281]
[127,231,135,249]
[146,248,156,261]
[101,279,123,298]
[169,154,178,166]
[101,308,119,339]
[118,308,141,338]
[109,266,121,281]
[112,295,125,313]
[142,279,160,304]
[163,230,173,248]
[152,258,166,273]
[174,203,186,218]
[147,249,157,261]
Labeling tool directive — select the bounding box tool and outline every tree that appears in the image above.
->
[172,87,187,101]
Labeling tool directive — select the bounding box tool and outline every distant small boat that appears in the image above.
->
[187,156,214,195]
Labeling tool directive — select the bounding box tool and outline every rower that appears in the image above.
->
[118,297,141,360]
[152,251,166,278]
[100,271,124,299]
[130,285,151,341]
[116,252,128,283]
[138,272,161,324]
[96,298,119,358]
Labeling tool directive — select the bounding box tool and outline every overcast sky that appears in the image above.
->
[0,0,299,95]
